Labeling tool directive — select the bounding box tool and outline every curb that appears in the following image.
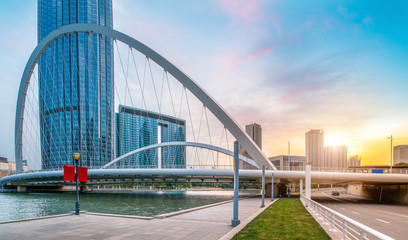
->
[219,198,279,240]
[0,212,74,224]
[85,212,154,220]
[154,195,258,219]
[154,199,234,219]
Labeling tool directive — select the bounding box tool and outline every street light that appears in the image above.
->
[73,152,81,215]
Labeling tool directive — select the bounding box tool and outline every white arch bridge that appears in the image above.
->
[14,23,274,174]
[4,23,408,189]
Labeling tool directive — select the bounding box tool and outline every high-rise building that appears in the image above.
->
[305,129,324,170]
[245,123,262,149]
[38,0,114,169]
[239,123,262,169]
[394,145,408,165]
[115,105,186,168]
[323,145,347,170]
[348,155,361,167]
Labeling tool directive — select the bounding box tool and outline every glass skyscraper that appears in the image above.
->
[116,105,186,168]
[38,0,114,169]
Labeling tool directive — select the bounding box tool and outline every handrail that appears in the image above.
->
[300,194,394,240]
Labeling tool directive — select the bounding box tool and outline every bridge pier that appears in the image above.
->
[265,182,280,198]
[17,185,27,192]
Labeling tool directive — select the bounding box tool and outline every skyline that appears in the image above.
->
[1,0,408,166]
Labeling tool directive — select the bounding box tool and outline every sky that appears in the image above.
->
[0,0,407,166]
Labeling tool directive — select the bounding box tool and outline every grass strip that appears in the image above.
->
[233,199,330,240]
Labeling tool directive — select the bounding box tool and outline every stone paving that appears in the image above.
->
[0,197,272,240]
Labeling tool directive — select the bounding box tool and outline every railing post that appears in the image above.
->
[323,209,329,225]
[317,205,323,219]
[231,141,240,227]
[309,201,314,213]
[314,203,319,216]
[329,214,337,232]
[360,229,367,240]
[261,165,265,208]
[271,172,274,201]
[343,220,348,240]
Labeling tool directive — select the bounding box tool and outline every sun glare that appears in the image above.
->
[325,133,347,146]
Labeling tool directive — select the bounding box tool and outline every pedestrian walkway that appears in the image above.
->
[0,197,273,240]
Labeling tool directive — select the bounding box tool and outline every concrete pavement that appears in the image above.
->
[0,197,273,240]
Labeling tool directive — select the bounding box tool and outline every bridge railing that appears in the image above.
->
[7,164,250,175]
[279,165,408,174]
[300,194,394,240]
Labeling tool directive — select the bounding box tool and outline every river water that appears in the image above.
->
[0,190,237,222]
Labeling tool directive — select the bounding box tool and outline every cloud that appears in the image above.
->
[362,16,374,26]
[218,0,263,22]
[246,45,274,62]
[337,6,357,20]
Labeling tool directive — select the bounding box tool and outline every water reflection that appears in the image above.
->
[0,191,236,222]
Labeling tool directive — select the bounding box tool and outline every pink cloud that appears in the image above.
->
[276,83,328,103]
[219,0,263,22]
[245,46,274,62]
[272,16,282,34]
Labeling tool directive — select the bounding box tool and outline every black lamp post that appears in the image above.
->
[73,152,81,215]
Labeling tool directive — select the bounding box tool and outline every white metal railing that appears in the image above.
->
[278,165,408,174]
[300,194,394,240]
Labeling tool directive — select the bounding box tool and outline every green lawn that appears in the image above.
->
[233,199,330,240]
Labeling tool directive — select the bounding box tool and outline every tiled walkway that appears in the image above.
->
[0,197,273,240]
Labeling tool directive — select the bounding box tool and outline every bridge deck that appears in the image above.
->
[0,197,272,240]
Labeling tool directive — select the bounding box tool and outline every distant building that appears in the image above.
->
[245,123,262,149]
[305,129,324,170]
[0,157,28,178]
[348,155,361,167]
[115,105,186,168]
[239,123,262,169]
[393,145,408,165]
[323,145,347,170]
[268,155,306,170]
[0,157,8,178]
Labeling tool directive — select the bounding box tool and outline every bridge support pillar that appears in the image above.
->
[231,141,240,227]
[305,163,311,199]
[300,179,303,196]
[271,172,274,201]
[17,185,27,192]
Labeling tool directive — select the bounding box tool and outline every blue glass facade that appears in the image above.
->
[116,105,186,168]
[38,0,114,169]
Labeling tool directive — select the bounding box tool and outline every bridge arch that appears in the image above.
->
[101,141,259,169]
[15,23,275,173]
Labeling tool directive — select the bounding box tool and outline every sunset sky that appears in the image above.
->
[0,0,407,166]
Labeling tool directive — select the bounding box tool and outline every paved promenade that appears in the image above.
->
[0,197,273,240]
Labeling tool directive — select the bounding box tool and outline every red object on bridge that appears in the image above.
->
[78,167,88,182]
[63,165,75,181]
